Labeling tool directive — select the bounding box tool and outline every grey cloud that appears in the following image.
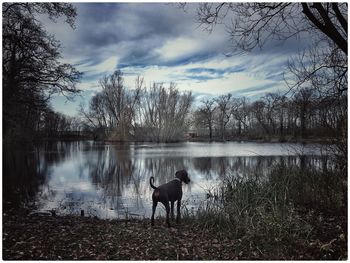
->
[43,3,313,69]
[39,3,319,117]
[51,3,232,69]
[68,4,198,61]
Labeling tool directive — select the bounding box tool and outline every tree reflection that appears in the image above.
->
[3,141,333,218]
[3,141,80,211]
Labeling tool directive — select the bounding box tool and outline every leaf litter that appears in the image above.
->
[3,210,347,260]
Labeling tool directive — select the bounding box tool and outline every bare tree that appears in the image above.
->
[273,93,289,139]
[192,3,347,95]
[287,43,347,96]
[293,88,316,138]
[196,99,216,140]
[194,3,347,55]
[3,3,82,141]
[215,93,232,141]
[138,82,193,142]
[99,70,125,128]
[231,97,250,137]
[80,71,142,140]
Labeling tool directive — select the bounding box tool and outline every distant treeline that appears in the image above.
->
[77,70,346,143]
[192,89,346,142]
[4,65,346,143]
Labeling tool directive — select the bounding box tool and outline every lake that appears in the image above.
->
[3,141,331,219]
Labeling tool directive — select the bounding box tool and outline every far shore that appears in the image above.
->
[30,135,336,145]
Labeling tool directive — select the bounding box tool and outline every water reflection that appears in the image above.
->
[3,141,331,219]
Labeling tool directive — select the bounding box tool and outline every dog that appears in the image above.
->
[150,170,190,227]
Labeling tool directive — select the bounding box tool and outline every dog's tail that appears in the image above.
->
[149,176,158,190]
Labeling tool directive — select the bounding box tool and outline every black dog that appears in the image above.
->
[150,170,190,227]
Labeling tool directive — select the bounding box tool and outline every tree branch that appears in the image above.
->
[302,3,347,55]
[332,3,347,34]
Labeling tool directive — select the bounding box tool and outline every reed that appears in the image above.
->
[183,163,346,255]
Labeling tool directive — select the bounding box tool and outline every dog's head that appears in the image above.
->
[175,170,190,184]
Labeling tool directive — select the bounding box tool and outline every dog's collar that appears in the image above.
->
[174,178,182,183]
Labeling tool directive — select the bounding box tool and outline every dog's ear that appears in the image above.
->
[175,170,188,180]
[175,170,184,180]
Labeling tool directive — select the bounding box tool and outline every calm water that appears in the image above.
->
[3,141,330,219]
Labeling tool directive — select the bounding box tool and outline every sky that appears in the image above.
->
[44,3,311,117]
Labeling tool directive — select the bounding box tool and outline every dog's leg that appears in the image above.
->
[170,201,175,221]
[176,199,181,224]
[164,202,171,228]
[151,201,157,226]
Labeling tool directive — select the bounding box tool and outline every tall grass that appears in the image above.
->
[183,163,346,254]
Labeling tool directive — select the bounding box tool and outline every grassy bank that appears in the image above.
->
[183,164,347,260]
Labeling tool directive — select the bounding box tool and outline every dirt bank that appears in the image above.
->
[3,210,346,260]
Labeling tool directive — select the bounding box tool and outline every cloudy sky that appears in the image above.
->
[45,3,310,116]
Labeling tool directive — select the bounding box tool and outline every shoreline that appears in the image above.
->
[3,209,347,260]
[29,136,335,145]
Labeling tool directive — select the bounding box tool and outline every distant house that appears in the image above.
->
[187,128,210,138]
[187,132,197,138]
